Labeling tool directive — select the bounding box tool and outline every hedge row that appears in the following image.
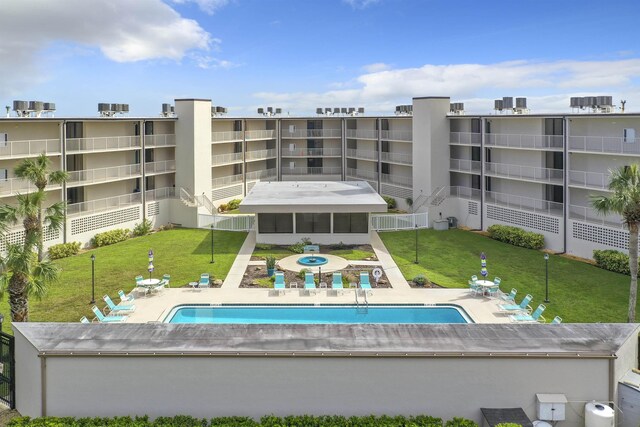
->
[93,229,131,247]
[593,249,636,276]
[487,225,544,249]
[47,242,81,260]
[8,415,478,427]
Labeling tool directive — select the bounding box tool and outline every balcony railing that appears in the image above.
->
[380,130,412,142]
[282,129,342,139]
[381,151,412,164]
[449,132,481,145]
[282,167,342,175]
[281,147,342,157]
[450,159,481,173]
[346,168,377,181]
[66,193,142,217]
[245,130,276,140]
[485,134,563,150]
[568,170,611,190]
[485,191,563,217]
[67,164,142,186]
[568,136,640,155]
[0,139,61,157]
[145,160,176,174]
[145,187,176,201]
[484,162,563,184]
[245,148,277,160]
[246,168,277,181]
[211,152,243,166]
[211,131,243,143]
[381,173,412,187]
[449,186,481,200]
[346,129,378,140]
[66,136,140,153]
[145,134,175,147]
[0,177,61,196]
[569,204,624,229]
[346,148,377,160]
[212,174,243,188]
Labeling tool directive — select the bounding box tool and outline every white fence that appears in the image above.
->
[370,212,429,231]
[199,213,255,231]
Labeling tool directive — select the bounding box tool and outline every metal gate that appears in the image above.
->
[0,332,15,409]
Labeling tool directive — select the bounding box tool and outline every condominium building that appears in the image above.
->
[0,97,637,259]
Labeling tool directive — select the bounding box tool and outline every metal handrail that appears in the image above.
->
[380,130,412,142]
[145,187,176,201]
[345,129,378,140]
[484,162,563,183]
[449,132,481,145]
[67,193,142,217]
[346,148,377,160]
[281,147,342,157]
[211,152,243,165]
[245,130,276,140]
[245,148,276,160]
[485,133,563,150]
[450,158,481,173]
[145,160,176,174]
[212,174,243,188]
[66,136,140,152]
[569,135,640,154]
[0,138,61,157]
[282,129,342,138]
[568,170,611,190]
[381,151,412,164]
[485,191,563,217]
[144,134,176,147]
[211,131,243,142]
[282,167,342,175]
[448,186,481,200]
[380,173,412,187]
[67,164,142,186]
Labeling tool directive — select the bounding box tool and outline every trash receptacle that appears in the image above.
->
[447,216,457,229]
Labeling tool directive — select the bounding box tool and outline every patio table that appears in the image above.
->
[475,280,499,296]
[137,278,161,295]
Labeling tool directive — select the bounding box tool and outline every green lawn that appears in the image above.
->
[0,228,247,333]
[379,228,635,323]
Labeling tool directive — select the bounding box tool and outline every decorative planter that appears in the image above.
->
[267,268,275,277]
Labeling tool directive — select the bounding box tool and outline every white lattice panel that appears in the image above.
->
[147,202,160,217]
[572,222,628,249]
[468,201,479,216]
[211,185,243,202]
[487,204,559,234]
[380,184,412,200]
[71,206,140,235]
[0,227,60,252]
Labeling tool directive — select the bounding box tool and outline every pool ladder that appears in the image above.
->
[354,286,368,313]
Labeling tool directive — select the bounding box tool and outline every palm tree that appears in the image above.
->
[591,164,640,322]
[14,153,68,261]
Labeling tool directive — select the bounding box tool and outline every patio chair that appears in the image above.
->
[468,280,482,296]
[470,275,478,284]
[510,304,546,323]
[91,306,127,323]
[485,285,500,298]
[102,295,136,314]
[158,274,171,288]
[274,271,286,295]
[499,294,533,314]
[500,288,517,303]
[493,277,501,285]
[304,272,317,295]
[332,272,344,295]
[118,289,135,303]
[199,273,210,288]
[135,275,143,285]
[551,316,563,324]
[80,316,90,324]
[359,272,373,296]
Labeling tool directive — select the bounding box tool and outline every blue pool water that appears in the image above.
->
[297,255,328,266]
[165,305,471,324]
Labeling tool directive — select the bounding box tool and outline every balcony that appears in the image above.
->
[381,173,412,188]
[281,147,342,157]
[345,129,378,140]
[245,148,277,161]
[145,187,176,201]
[568,170,610,191]
[211,152,243,166]
[282,129,342,139]
[485,134,563,151]
[449,132,481,146]
[568,135,640,155]
[245,130,276,140]
[211,131,243,143]
[380,130,412,142]
[282,167,342,176]
[67,164,142,187]
[145,134,175,147]
[449,158,481,174]
[346,168,378,181]
[449,186,481,201]
[381,152,412,165]
[66,136,140,153]
[484,162,563,184]
[66,193,142,217]
[212,174,243,189]
[485,191,563,217]
[346,148,377,161]
[145,160,176,175]
[246,168,277,181]
[569,204,623,229]
[0,139,61,158]
[0,177,61,197]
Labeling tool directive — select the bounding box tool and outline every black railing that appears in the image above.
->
[0,333,15,409]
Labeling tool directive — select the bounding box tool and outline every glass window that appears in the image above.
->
[333,213,368,233]
[258,213,293,233]
[296,213,330,233]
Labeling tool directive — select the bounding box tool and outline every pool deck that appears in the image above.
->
[121,231,512,324]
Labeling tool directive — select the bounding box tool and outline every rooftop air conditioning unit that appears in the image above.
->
[275,108,282,115]
[494,99,504,111]
[325,107,332,114]
[502,97,514,109]
[570,97,581,109]
[358,107,365,114]
[98,103,111,112]
[316,108,323,115]
[333,107,340,114]
[516,97,527,108]
[43,102,55,111]
[257,108,264,115]
[267,107,273,114]
[122,104,129,113]
[341,107,348,114]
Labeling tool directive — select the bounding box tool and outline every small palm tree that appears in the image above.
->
[591,164,640,322]
[14,153,68,261]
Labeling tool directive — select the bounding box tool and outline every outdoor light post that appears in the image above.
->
[210,224,215,264]
[90,254,96,304]
[0,313,4,333]
[148,249,154,280]
[544,253,550,303]
[414,223,419,264]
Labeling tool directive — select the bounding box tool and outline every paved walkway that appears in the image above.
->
[221,231,256,288]
[370,231,410,289]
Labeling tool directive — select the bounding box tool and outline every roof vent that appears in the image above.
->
[211,106,228,117]
[395,105,413,116]
[98,103,129,117]
[257,107,281,117]
[569,95,615,113]
[161,103,176,117]
[449,102,465,115]
[11,100,56,118]
[493,97,529,114]
[316,106,364,116]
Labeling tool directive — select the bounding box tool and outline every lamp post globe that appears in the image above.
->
[90,254,96,304]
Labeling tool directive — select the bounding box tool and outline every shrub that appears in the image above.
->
[93,229,130,247]
[133,219,153,237]
[217,203,228,213]
[288,241,305,254]
[298,268,311,279]
[413,274,427,286]
[157,223,175,232]
[301,237,312,245]
[227,199,242,210]
[255,244,272,250]
[383,195,397,209]
[495,424,523,427]
[406,197,413,207]
[330,241,348,250]
[593,249,635,276]
[487,224,544,249]
[265,255,276,270]
[48,242,81,260]
[446,417,479,427]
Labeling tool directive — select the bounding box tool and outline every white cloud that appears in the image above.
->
[253,59,640,114]
[170,0,230,15]
[343,0,382,8]
[0,0,216,97]
[362,62,391,73]
[191,54,241,69]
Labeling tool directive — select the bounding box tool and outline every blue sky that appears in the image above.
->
[1,0,639,116]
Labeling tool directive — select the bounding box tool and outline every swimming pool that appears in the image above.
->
[164,304,472,324]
